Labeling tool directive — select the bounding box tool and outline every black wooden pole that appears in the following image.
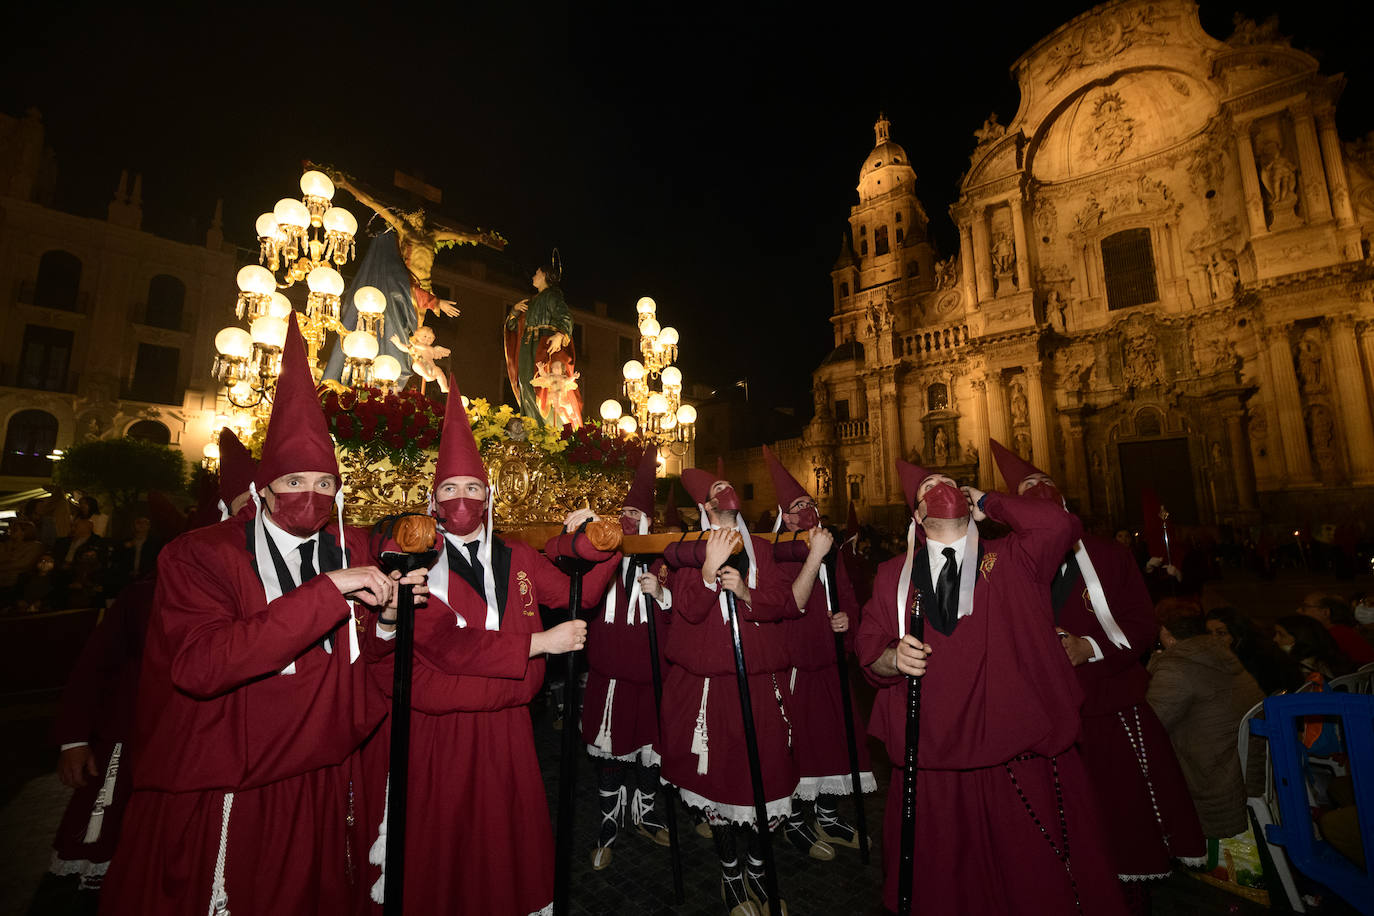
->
[553,564,586,916]
[824,554,870,864]
[724,589,782,909]
[638,559,685,903]
[897,590,925,916]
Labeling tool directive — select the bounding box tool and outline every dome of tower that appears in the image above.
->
[858,113,917,202]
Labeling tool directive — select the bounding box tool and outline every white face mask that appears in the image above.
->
[1277,642,1294,654]
[1355,604,1374,625]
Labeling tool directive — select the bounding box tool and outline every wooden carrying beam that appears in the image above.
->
[497,526,815,556]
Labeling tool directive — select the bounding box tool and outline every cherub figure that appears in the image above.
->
[529,357,582,429]
[391,325,450,394]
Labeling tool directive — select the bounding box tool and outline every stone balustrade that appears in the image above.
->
[835,418,870,440]
[898,324,970,360]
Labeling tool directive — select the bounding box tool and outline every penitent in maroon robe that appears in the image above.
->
[362,535,616,916]
[100,516,391,916]
[658,535,801,824]
[1055,534,1204,879]
[856,494,1127,916]
[581,558,670,762]
[776,554,874,799]
[49,576,155,886]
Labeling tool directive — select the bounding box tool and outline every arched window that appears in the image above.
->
[927,383,949,411]
[839,283,849,298]
[34,250,82,311]
[874,226,890,257]
[145,274,185,330]
[126,419,171,445]
[1101,229,1158,311]
[895,213,903,224]
[2,410,59,477]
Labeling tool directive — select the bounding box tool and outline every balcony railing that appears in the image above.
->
[836,418,869,441]
[898,324,969,360]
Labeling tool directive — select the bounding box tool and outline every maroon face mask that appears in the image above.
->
[711,486,741,512]
[920,482,967,520]
[267,489,334,537]
[1022,479,1063,503]
[620,514,642,535]
[785,506,820,531]
[438,496,485,535]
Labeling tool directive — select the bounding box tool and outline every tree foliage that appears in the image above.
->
[55,437,186,513]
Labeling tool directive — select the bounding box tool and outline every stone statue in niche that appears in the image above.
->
[933,427,950,465]
[1207,252,1240,301]
[1009,379,1030,426]
[1047,289,1069,332]
[974,112,1005,146]
[1081,91,1135,167]
[992,232,1017,280]
[1259,140,1300,228]
[1014,431,1033,461]
[934,257,958,290]
[1296,334,1326,393]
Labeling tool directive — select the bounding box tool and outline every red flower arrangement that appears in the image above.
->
[559,423,644,469]
[321,386,445,463]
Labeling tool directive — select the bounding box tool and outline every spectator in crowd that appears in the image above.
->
[16,554,58,612]
[1353,592,1374,648]
[76,495,109,538]
[1297,592,1374,666]
[55,546,108,610]
[53,518,105,572]
[108,516,162,592]
[1273,614,1356,681]
[1205,606,1304,694]
[1147,613,1265,839]
[0,519,44,601]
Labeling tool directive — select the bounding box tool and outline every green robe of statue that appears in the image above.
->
[504,285,580,428]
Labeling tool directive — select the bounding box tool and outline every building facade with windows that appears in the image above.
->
[736,0,1374,532]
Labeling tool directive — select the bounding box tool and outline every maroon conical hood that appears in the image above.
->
[845,502,860,539]
[664,485,684,529]
[990,438,1046,492]
[433,377,487,488]
[897,459,934,513]
[680,467,718,505]
[255,313,339,489]
[624,444,658,515]
[217,428,256,504]
[763,444,808,510]
[716,455,726,481]
[147,490,188,541]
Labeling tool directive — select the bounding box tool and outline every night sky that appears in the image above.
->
[5,2,1372,415]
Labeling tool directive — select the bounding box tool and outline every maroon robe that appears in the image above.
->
[100,515,391,916]
[657,534,801,824]
[581,557,670,761]
[49,576,154,882]
[777,555,873,798]
[362,536,616,916]
[1056,534,1204,877]
[856,494,1127,916]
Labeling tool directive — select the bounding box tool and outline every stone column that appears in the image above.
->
[1060,410,1092,514]
[1225,410,1258,511]
[1009,195,1032,292]
[959,222,977,307]
[1253,341,1289,485]
[1024,363,1052,469]
[1235,126,1268,235]
[1317,109,1356,226]
[1292,106,1333,223]
[1327,314,1374,483]
[1264,324,1317,484]
[985,370,1010,461]
[1360,321,1374,412]
[863,374,889,505]
[880,371,904,503]
[969,376,994,490]
[970,207,995,303]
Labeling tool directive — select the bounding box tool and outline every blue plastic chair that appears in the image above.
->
[1250,692,1374,915]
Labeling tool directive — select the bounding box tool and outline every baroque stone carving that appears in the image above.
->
[1258,139,1300,228]
[933,426,950,465]
[1122,328,1164,388]
[1305,404,1338,476]
[1227,13,1289,47]
[1009,379,1030,425]
[1033,198,1058,242]
[1207,251,1240,301]
[1042,4,1168,89]
[934,257,958,290]
[1014,431,1033,460]
[1296,331,1326,394]
[992,232,1017,278]
[974,112,1006,146]
[1080,91,1136,167]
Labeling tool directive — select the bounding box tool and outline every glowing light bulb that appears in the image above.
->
[600,399,622,421]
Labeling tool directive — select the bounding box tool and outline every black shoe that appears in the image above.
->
[721,866,759,916]
[631,788,671,846]
[782,816,834,861]
[814,809,866,851]
[744,860,788,916]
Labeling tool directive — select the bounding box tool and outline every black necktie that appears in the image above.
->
[465,542,485,594]
[299,541,329,651]
[935,547,959,622]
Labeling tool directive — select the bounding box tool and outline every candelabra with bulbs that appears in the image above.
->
[599,296,696,453]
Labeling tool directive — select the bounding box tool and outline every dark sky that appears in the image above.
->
[5,2,1372,415]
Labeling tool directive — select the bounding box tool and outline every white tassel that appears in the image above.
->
[82,742,122,844]
[368,773,389,904]
[593,679,617,752]
[691,680,711,774]
[207,792,234,916]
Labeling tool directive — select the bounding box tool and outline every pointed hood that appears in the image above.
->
[433,377,487,488]
[763,444,808,512]
[147,490,188,541]
[624,444,658,516]
[218,427,256,506]
[990,438,1045,492]
[896,459,934,514]
[845,501,860,538]
[716,455,726,481]
[255,314,339,490]
[664,484,684,530]
[680,467,718,506]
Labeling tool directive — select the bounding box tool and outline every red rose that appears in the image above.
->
[387,433,405,449]
[399,400,416,417]
[336,417,355,438]
[415,432,433,450]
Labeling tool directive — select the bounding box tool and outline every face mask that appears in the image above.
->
[1022,479,1062,503]
[920,482,966,520]
[267,489,334,537]
[438,497,485,535]
[1277,642,1294,654]
[786,506,820,530]
[620,514,641,535]
[712,486,741,512]
[1355,604,1374,625]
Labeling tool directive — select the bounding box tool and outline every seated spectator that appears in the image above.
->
[55,546,108,611]
[53,519,105,572]
[107,516,162,592]
[1353,593,1374,648]
[1148,613,1265,839]
[17,554,58,613]
[0,519,44,601]
[1297,592,1374,666]
[76,495,109,538]
[1273,614,1356,682]
[1206,606,1304,694]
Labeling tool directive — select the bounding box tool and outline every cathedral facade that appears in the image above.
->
[773,0,1374,533]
